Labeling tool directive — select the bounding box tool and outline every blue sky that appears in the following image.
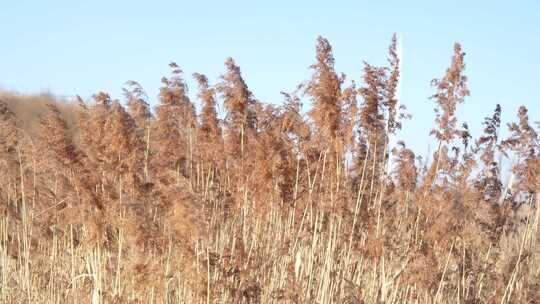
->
[1,0,539,157]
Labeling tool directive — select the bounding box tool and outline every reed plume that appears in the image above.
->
[153,63,196,177]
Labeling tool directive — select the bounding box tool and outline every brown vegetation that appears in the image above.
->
[0,35,539,303]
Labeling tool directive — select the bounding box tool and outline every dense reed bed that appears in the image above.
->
[0,35,539,303]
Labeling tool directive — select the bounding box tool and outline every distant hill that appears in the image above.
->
[0,90,78,136]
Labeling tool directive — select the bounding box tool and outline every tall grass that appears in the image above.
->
[0,35,539,303]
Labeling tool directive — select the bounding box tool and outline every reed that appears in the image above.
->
[0,35,539,303]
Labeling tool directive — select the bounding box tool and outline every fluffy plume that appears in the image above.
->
[218,57,257,161]
[153,63,196,176]
[501,106,539,200]
[474,104,503,202]
[306,36,344,151]
[123,80,152,130]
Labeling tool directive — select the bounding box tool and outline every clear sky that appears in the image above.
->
[1,0,539,157]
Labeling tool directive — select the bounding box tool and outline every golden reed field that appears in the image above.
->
[0,35,539,303]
